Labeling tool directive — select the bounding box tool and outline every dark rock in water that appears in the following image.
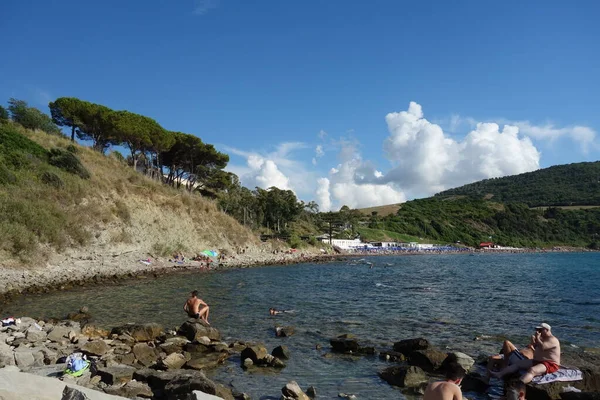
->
[330,336,360,353]
[561,393,600,400]
[240,345,268,364]
[379,365,428,388]
[275,326,295,337]
[393,338,430,356]
[110,323,163,342]
[306,385,317,399]
[186,352,230,370]
[272,345,291,359]
[282,380,311,400]
[408,349,448,372]
[132,343,159,367]
[61,385,89,400]
[96,364,137,385]
[440,352,476,373]
[460,373,489,393]
[104,380,154,398]
[379,350,406,362]
[177,319,221,341]
[263,354,286,368]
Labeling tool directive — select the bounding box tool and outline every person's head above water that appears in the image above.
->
[445,362,466,383]
[191,290,198,297]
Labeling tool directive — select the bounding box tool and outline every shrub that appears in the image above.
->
[48,148,90,179]
[288,234,304,249]
[113,200,131,223]
[65,144,78,154]
[0,164,17,185]
[110,150,126,163]
[0,124,48,159]
[7,98,62,135]
[0,106,8,124]
[41,171,64,189]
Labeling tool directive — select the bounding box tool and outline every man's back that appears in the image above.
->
[424,381,462,400]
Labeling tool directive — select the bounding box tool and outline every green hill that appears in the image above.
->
[435,162,600,207]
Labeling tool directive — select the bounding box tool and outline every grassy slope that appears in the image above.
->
[0,124,257,267]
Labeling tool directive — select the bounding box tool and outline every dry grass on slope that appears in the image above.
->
[0,126,257,268]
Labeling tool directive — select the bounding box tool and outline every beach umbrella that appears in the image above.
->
[201,250,219,258]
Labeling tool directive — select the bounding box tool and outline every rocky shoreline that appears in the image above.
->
[0,313,599,400]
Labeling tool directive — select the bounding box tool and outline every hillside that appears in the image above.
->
[0,123,259,268]
[435,161,600,207]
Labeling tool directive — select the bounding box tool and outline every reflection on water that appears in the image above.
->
[3,253,600,399]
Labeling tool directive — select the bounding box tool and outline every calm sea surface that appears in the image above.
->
[3,252,600,399]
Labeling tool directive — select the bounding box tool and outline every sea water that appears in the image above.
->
[4,252,600,399]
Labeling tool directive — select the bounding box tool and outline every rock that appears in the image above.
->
[197,336,211,346]
[163,374,218,398]
[184,342,210,354]
[110,323,163,342]
[330,336,359,353]
[561,393,600,400]
[379,365,428,388]
[191,390,225,399]
[95,365,137,385]
[177,319,221,341]
[48,326,71,342]
[186,352,230,370]
[240,345,268,364]
[379,350,406,362]
[408,349,448,372]
[80,325,109,339]
[66,311,92,324]
[159,337,190,354]
[81,340,110,357]
[263,354,286,368]
[393,338,430,356]
[275,326,295,337]
[440,352,475,373]
[61,385,90,400]
[242,358,253,369]
[104,380,154,398]
[281,381,310,400]
[460,372,489,393]
[338,394,357,400]
[210,342,229,353]
[26,326,47,343]
[306,386,317,399]
[160,353,186,370]
[115,353,136,367]
[132,343,158,367]
[272,345,290,360]
[14,351,35,369]
[133,368,213,392]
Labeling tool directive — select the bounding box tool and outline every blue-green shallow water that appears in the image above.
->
[3,252,600,399]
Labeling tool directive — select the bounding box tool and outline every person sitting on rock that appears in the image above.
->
[183,290,210,324]
[424,361,465,400]
[486,339,535,381]
[491,323,560,383]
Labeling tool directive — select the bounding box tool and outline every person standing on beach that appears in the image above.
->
[183,290,210,324]
[424,362,465,400]
[491,323,560,383]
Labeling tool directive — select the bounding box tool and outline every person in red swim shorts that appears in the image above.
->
[491,322,561,383]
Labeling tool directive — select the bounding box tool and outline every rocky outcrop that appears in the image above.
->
[281,380,311,400]
[393,338,430,356]
[379,365,428,388]
[177,319,221,341]
[110,323,163,343]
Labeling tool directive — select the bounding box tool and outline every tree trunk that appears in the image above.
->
[70,125,75,142]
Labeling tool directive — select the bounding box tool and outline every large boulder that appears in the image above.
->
[177,320,221,341]
[379,365,428,388]
[160,353,186,370]
[26,326,47,343]
[240,345,268,363]
[104,380,153,398]
[281,381,310,400]
[163,374,218,399]
[186,352,230,370]
[393,338,430,356]
[110,323,163,342]
[408,349,448,372]
[132,343,158,367]
[61,385,90,400]
[48,326,71,343]
[81,340,110,357]
[159,337,190,354]
[275,326,295,337]
[440,352,475,373]
[272,345,290,360]
[95,365,137,385]
[330,335,360,353]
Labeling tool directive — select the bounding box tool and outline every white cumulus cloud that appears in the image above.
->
[246,155,291,190]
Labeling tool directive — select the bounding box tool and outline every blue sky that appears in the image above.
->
[1,0,599,210]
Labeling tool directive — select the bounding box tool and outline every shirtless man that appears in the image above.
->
[491,323,560,383]
[183,290,210,324]
[424,362,465,400]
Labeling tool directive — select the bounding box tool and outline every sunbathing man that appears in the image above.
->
[183,290,210,324]
[486,339,535,380]
[424,362,465,400]
[491,323,560,383]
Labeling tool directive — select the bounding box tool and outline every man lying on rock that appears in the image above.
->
[183,290,210,325]
[491,323,560,383]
